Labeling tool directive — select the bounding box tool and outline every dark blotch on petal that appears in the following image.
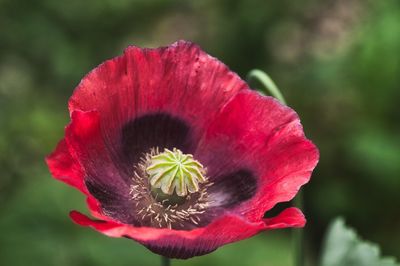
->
[86,180,139,225]
[121,113,193,165]
[146,242,217,259]
[210,169,257,208]
[86,113,195,226]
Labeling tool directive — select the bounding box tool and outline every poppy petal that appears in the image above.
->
[195,90,319,220]
[70,207,303,259]
[65,110,130,189]
[264,207,306,229]
[68,41,247,164]
[86,196,108,220]
[45,138,88,194]
[65,110,139,224]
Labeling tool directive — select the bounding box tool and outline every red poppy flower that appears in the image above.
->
[46,41,319,259]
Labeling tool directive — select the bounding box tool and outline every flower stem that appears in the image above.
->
[246,69,287,105]
[293,191,304,266]
[247,69,303,266]
[161,256,170,266]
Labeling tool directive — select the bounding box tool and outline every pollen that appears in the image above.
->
[146,148,206,197]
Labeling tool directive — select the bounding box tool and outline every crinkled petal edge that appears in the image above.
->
[70,207,305,259]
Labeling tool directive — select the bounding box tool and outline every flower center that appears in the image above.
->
[129,147,213,229]
[146,148,206,197]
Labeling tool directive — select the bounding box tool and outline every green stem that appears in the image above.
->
[246,69,287,105]
[161,256,170,266]
[247,69,303,266]
[294,191,304,266]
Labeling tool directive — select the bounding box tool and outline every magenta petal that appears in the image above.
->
[65,110,142,224]
[70,208,301,259]
[68,41,247,150]
[45,139,87,194]
[65,110,129,190]
[196,90,319,220]
[46,138,105,220]
[263,207,306,229]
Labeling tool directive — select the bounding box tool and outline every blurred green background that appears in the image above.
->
[1,0,399,265]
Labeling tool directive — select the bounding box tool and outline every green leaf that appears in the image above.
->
[321,218,399,266]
